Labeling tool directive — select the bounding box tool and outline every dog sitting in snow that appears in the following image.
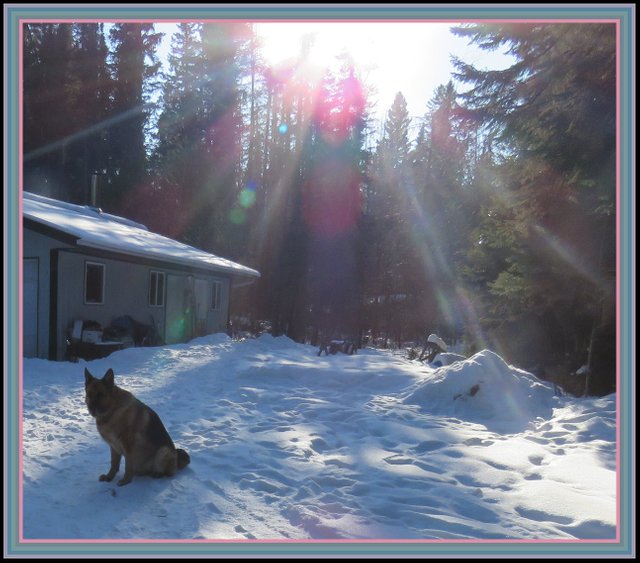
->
[84,368,190,486]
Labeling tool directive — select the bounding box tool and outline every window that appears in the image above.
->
[149,271,165,307]
[211,281,222,311]
[84,262,105,305]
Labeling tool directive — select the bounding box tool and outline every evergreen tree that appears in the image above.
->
[193,23,248,252]
[405,91,467,348]
[106,23,162,214]
[234,24,270,264]
[453,23,616,393]
[364,92,418,344]
[147,22,207,239]
[23,24,77,199]
[301,63,367,340]
[148,22,248,255]
[67,23,113,203]
[24,23,115,204]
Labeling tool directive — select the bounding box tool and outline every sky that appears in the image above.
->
[155,21,515,141]
[21,332,617,554]
[254,22,513,132]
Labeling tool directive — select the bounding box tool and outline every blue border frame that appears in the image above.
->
[4,3,635,558]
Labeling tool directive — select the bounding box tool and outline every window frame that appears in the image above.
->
[149,270,166,307]
[211,280,222,311]
[84,261,105,305]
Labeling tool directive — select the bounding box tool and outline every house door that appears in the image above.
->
[165,275,194,344]
[194,279,209,336]
[23,258,39,357]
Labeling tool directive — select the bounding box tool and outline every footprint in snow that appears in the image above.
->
[482,459,511,471]
[464,437,495,447]
[206,502,222,514]
[384,454,414,465]
[234,524,256,539]
[515,506,573,525]
[413,460,445,474]
[411,440,446,453]
[309,437,330,453]
[204,479,225,495]
[528,454,545,466]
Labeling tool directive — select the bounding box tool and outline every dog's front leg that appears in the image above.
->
[117,455,134,486]
[99,447,121,482]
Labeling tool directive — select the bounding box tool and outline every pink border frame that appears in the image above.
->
[17,17,623,547]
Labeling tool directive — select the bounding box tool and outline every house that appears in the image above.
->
[22,191,260,360]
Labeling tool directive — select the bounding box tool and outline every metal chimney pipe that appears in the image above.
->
[90,173,98,207]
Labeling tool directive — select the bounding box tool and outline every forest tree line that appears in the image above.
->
[22,22,617,395]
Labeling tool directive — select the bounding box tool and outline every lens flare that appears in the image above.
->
[229,208,246,225]
[239,188,257,209]
[302,156,362,239]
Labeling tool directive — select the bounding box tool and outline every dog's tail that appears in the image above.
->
[176,448,190,470]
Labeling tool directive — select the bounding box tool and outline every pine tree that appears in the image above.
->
[23,24,77,200]
[364,92,418,345]
[105,23,162,214]
[147,22,249,255]
[67,23,113,203]
[453,23,616,393]
[147,22,206,240]
[409,83,466,342]
[196,22,250,254]
[23,24,116,204]
[301,63,367,339]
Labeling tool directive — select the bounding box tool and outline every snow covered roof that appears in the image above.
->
[22,191,260,278]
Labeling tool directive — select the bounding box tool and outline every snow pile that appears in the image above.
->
[21,335,617,541]
[404,350,559,432]
[431,352,467,366]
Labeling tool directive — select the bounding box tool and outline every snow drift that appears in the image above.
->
[404,350,559,432]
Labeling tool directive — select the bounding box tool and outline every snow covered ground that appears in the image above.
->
[22,334,617,541]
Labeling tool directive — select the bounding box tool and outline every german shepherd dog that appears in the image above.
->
[84,368,190,486]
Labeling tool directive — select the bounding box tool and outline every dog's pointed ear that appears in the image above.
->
[84,368,93,386]
[103,368,115,387]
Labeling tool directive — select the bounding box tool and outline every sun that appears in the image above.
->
[255,22,374,72]
[252,21,459,127]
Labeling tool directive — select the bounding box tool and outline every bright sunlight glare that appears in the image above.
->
[153,21,514,139]
[254,21,514,129]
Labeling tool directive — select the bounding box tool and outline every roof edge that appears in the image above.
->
[76,239,261,279]
[23,191,149,230]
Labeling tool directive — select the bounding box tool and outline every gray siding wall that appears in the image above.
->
[54,249,230,360]
[23,228,73,359]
